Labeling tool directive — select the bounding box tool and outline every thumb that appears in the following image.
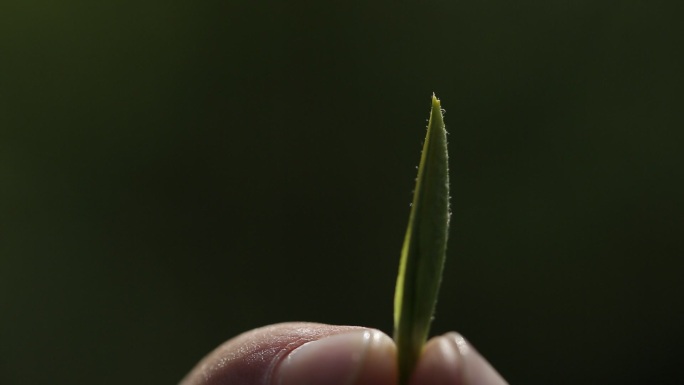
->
[180,322,397,385]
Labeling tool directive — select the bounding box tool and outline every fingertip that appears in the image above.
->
[179,323,368,385]
[410,333,509,385]
[274,329,396,385]
[410,336,464,385]
[442,332,509,385]
[358,330,397,385]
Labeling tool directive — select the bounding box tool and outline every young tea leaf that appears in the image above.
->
[394,94,450,385]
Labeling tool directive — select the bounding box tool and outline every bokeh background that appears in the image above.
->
[2,1,683,384]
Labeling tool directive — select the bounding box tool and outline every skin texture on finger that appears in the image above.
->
[410,333,508,385]
[179,322,397,385]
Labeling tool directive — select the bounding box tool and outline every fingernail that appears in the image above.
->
[410,335,463,385]
[443,333,509,385]
[275,329,389,385]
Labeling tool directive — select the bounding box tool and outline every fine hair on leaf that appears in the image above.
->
[393,94,450,385]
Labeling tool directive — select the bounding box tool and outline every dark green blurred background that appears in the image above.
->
[2,1,683,384]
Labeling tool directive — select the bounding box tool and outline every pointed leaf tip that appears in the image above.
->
[393,95,450,385]
[432,93,440,107]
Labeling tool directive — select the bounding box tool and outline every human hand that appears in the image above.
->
[180,322,508,385]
